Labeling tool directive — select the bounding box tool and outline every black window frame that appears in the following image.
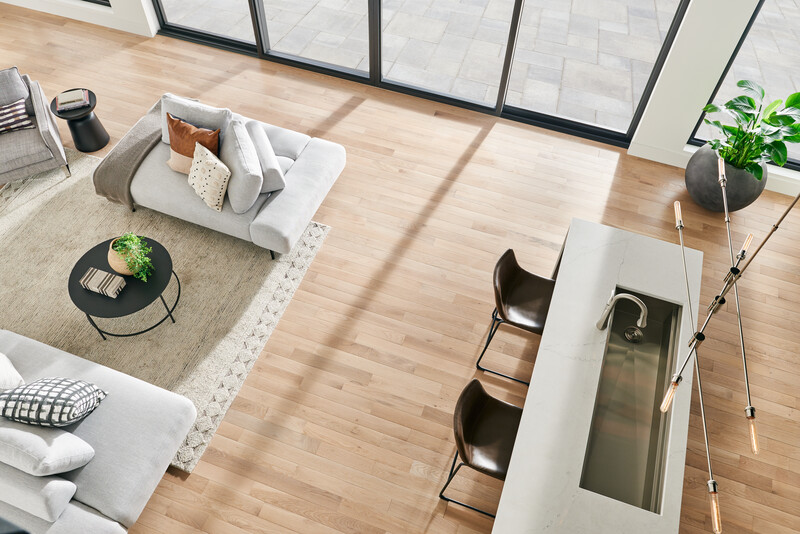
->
[82,0,111,6]
[150,0,691,149]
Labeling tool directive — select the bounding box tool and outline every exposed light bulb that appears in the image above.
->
[741,233,753,254]
[674,201,683,227]
[660,380,680,413]
[709,488,722,534]
[717,156,726,181]
[746,407,759,455]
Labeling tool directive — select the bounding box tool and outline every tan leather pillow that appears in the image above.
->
[166,113,220,174]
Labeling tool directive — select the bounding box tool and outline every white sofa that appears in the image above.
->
[0,330,196,533]
[100,95,346,256]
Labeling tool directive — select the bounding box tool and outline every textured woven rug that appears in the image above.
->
[0,150,328,471]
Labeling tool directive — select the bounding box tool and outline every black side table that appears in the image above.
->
[68,238,180,340]
[50,89,109,152]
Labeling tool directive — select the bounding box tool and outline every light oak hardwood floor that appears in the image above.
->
[2,4,799,533]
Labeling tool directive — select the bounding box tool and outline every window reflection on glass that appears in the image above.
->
[380,0,516,105]
[159,0,256,44]
[504,0,681,132]
[695,0,800,161]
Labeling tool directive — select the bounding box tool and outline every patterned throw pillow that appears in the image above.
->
[0,377,107,427]
[0,98,35,135]
[188,142,231,212]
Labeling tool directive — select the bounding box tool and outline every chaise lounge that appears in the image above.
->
[93,94,346,256]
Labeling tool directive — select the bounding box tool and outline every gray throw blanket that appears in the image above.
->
[93,100,162,210]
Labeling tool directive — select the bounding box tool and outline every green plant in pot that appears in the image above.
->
[107,233,154,282]
[685,80,800,212]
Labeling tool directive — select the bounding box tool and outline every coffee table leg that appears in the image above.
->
[85,314,107,340]
[160,294,176,323]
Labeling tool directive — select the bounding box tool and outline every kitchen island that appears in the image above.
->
[493,219,703,534]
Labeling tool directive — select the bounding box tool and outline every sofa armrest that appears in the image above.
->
[250,137,345,253]
[23,75,67,166]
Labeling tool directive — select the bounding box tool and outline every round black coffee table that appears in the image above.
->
[68,238,180,340]
[49,89,109,152]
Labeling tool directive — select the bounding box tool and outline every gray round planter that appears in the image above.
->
[685,145,767,212]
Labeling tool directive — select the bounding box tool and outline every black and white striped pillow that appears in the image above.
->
[0,98,35,134]
[0,377,107,427]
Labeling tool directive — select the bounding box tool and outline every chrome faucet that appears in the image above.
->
[596,293,648,330]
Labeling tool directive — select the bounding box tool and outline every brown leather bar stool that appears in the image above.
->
[476,249,556,385]
[439,379,522,517]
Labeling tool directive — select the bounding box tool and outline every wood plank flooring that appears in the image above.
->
[2,5,800,533]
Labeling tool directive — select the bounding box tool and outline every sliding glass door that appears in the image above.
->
[262,0,369,73]
[380,0,516,106]
[152,0,689,144]
[504,0,686,133]
[157,0,256,44]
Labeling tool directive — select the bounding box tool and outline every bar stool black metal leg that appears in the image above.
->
[475,308,530,386]
[439,451,496,518]
[85,314,106,340]
[159,294,175,323]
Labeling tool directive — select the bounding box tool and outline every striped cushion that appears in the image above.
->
[0,98,35,134]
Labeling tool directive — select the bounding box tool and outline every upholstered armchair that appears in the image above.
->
[0,68,69,186]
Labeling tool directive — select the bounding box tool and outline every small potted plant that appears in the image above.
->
[108,233,154,282]
[686,80,800,212]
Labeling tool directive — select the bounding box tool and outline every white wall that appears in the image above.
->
[629,0,800,196]
[0,0,159,37]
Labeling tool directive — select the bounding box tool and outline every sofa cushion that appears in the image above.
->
[0,377,107,428]
[0,121,52,171]
[188,142,231,212]
[166,113,220,174]
[250,137,345,253]
[0,330,197,528]
[222,119,263,213]
[0,418,95,476]
[0,462,76,522]
[160,93,231,145]
[131,142,271,243]
[0,499,126,534]
[0,352,23,391]
[0,67,28,107]
[245,120,285,193]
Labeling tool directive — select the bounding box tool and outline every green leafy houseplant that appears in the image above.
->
[112,233,154,282]
[703,80,800,180]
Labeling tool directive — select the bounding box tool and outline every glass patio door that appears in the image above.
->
[379,0,518,106]
[502,0,687,134]
[259,0,370,73]
[156,0,257,44]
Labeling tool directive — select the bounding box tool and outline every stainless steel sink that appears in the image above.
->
[579,288,680,514]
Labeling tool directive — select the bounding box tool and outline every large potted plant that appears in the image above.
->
[107,233,154,282]
[686,80,800,212]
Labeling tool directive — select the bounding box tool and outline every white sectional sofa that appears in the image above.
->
[0,330,196,533]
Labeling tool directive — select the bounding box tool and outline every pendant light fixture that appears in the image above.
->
[663,154,800,533]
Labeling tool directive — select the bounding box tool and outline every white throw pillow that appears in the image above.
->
[0,461,76,521]
[0,418,95,476]
[245,120,286,194]
[221,119,263,214]
[0,352,24,391]
[188,142,231,212]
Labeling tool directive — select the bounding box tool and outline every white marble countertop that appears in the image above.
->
[492,219,703,534]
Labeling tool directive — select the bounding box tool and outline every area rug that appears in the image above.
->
[0,150,329,471]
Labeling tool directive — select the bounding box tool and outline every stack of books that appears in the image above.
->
[56,89,90,112]
[79,267,126,298]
